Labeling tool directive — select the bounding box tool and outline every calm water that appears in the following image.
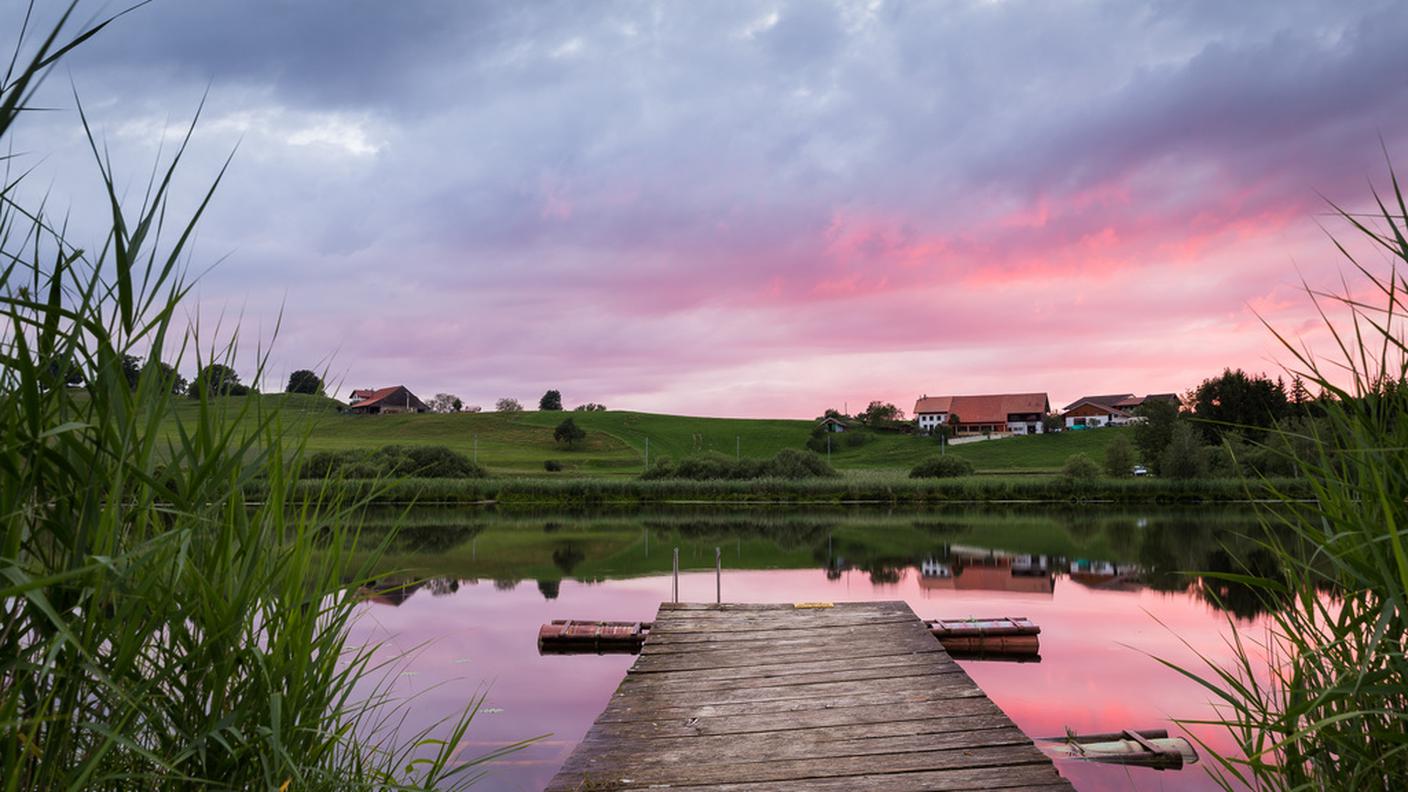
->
[348,507,1276,791]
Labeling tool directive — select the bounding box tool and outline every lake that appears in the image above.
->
[347,506,1276,791]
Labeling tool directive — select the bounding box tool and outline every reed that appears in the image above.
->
[1169,162,1408,788]
[0,7,525,789]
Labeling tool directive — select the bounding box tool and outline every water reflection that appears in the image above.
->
[348,507,1271,791]
[361,506,1280,620]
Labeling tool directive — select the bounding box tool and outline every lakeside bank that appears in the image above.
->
[257,474,1309,507]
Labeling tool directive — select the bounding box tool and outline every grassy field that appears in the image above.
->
[166,394,1136,476]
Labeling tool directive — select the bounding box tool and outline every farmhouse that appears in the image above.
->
[1061,393,1182,429]
[913,393,1050,436]
[344,386,429,415]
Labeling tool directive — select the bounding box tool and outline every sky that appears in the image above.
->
[8,0,1408,417]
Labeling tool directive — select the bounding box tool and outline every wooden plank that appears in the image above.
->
[644,620,936,651]
[560,743,1055,787]
[617,657,966,692]
[570,725,1032,766]
[586,697,1006,740]
[632,633,944,672]
[597,682,987,723]
[609,670,976,707]
[545,601,1073,791]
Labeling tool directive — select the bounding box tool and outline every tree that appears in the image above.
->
[1289,374,1313,408]
[859,401,904,425]
[147,361,187,396]
[1133,399,1180,473]
[121,354,142,389]
[1103,434,1136,477]
[188,364,247,397]
[44,357,84,388]
[573,402,607,411]
[495,397,523,413]
[428,393,462,413]
[285,369,323,395]
[1041,414,1064,433]
[539,390,563,411]
[1160,421,1209,479]
[553,417,586,448]
[462,404,482,413]
[1061,453,1101,480]
[1190,368,1290,441]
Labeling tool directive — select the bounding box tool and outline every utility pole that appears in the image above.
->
[826,433,831,462]
[736,435,740,460]
[472,433,478,464]
[645,436,650,470]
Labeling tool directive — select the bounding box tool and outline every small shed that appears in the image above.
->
[817,416,850,433]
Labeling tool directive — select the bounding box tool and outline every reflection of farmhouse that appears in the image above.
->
[1068,559,1144,590]
[913,393,1050,437]
[1061,393,1182,429]
[344,385,429,415]
[919,545,1055,595]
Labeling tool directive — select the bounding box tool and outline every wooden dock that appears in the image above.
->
[546,601,1073,791]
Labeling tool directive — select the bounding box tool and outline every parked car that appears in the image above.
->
[1132,465,1149,477]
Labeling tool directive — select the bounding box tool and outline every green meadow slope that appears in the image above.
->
[162,394,1135,476]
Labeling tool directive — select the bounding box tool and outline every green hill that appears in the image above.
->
[161,395,1135,476]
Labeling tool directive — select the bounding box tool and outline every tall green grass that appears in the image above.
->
[1171,163,1408,787]
[0,7,523,789]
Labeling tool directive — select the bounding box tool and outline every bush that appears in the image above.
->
[300,445,487,479]
[1061,453,1101,480]
[640,450,837,480]
[909,456,975,478]
[1104,434,1136,477]
[544,460,563,472]
[844,431,868,447]
[767,449,839,479]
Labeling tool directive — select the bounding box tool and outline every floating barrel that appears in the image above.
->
[926,617,1040,659]
[538,620,649,654]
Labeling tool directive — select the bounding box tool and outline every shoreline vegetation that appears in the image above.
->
[259,473,1313,507]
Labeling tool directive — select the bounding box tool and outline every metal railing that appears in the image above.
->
[670,546,723,604]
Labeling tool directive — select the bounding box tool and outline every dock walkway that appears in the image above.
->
[547,601,1073,791]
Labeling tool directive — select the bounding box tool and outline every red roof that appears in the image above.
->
[345,386,422,411]
[913,393,1049,424]
[1062,393,1183,415]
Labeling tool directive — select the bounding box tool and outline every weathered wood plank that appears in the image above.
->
[632,637,944,672]
[559,742,1055,787]
[548,762,1070,792]
[609,670,975,708]
[646,619,926,645]
[544,601,1073,791]
[581,697,1006,739]
[617,656,966,692]
[597,681,987,723]
[569,724,1031,766]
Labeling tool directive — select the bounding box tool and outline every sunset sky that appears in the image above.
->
[13,0,1408,416]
